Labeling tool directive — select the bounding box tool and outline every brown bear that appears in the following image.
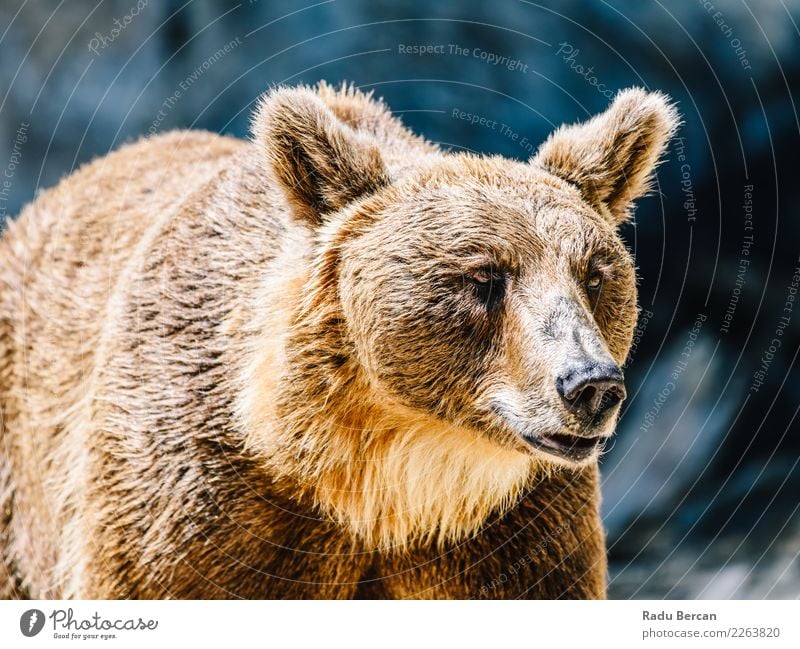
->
[0,82,677,599]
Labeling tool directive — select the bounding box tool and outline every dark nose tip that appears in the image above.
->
[556,364,626,419]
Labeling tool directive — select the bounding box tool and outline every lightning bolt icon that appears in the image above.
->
[28,611,37,632]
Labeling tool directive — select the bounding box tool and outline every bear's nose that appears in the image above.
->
[556,364,626,420]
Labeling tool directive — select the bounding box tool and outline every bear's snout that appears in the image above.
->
[555,363,626,423]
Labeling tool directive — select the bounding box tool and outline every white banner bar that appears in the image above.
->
[0,600,796,648]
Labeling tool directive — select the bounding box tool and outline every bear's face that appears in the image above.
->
[338,162,638,466]
[255,85,677,468]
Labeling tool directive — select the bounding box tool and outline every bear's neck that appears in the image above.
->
[234,254,537,550]
[245,366,536,550]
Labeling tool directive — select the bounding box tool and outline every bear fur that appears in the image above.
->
[0,82,677,599]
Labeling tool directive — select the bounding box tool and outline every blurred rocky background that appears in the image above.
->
[1,0,798,598]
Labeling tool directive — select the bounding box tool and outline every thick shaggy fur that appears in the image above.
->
[0,83,677,599]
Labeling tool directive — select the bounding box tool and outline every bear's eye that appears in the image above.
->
[468,266,506,312]
[584,270,606,308]
[585,272,604,291]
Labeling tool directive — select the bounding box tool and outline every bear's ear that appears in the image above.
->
[532,88,679,225]
[252,86,390,226]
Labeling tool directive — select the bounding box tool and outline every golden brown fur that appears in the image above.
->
[0,82,677,599]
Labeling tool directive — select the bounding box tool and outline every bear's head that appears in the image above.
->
[248,84,678,546]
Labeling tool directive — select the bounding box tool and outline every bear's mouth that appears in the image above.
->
[524,431,602,462]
